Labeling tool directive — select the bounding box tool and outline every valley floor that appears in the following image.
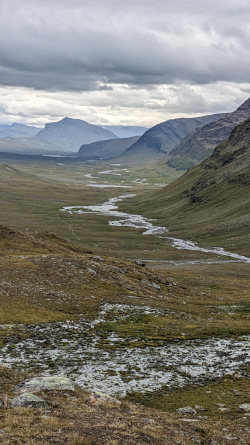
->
[0,159,249,444]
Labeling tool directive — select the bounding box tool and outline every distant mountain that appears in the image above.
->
[129,118,250,252]
[77,136,139,161]
[0,118,118,154]
[119,113,224,164]
[167,97,250,170]
[102,126,148,138]
[0,123,40,138]
[36,117,117,151]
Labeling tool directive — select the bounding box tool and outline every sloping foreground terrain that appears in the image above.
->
[124,118,250,254]
[167,97,250,170]
[0,225,249,443]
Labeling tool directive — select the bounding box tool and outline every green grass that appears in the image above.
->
[126,376,250,421]
[0,159,249,444]
[0,160,202,262]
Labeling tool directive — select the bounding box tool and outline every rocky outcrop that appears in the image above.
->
[14,376,75,393]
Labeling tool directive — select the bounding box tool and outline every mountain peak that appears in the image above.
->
[59,117,87,125]
[237,97,250,111]
[35,117,118,151]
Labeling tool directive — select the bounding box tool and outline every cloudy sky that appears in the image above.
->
[0,0,250,127]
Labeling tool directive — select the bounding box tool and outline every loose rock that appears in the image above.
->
[89,391,121,406]
[14,376,74,393]
[239,403,250,412]
[151,282,160,290]
[11,393,47,408]
[176,406,197,415]
[194,405,205,411]
[166,278,177,286]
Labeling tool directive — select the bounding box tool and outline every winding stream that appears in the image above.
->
[61,193,250,264]
[0,193,248,397]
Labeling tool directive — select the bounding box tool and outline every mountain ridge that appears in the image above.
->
[167,97,250,170]
[0,122,40,138]
[0,118,117,154]
[122,118,250,253]
[102,125,148,138]
[118,113,225,164]
[77,135,139,160]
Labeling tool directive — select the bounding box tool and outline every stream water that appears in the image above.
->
[1,193,248,397]
[61,193,250,264]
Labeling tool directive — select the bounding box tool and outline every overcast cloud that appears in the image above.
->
[0,0,249,126]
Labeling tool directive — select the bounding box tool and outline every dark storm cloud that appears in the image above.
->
[0,0,249,91]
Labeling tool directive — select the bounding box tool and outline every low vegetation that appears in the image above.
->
[0,225,249,443]
[122,118,250,254]
[0,121,249,443]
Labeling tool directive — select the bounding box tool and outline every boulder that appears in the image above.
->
[176,406,197,415]
[11,393,47,408]
[239,403,250,412]
[14,376,74,393]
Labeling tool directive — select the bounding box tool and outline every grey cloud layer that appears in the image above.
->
[0,0,250,91]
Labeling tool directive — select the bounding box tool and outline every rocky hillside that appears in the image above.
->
[77,135,139,160]
[186,117,250,202]
[119,113,224,164]
[124,118,250,251]
[167,97,250,170]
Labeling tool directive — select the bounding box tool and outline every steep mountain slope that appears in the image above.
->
[77,135,139,160]
[123,118,250,252]
[103,125,148,138]
[0,123,40,138]
[0,118,117,154]
[168,97,250,170]
[119,113,224,164]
